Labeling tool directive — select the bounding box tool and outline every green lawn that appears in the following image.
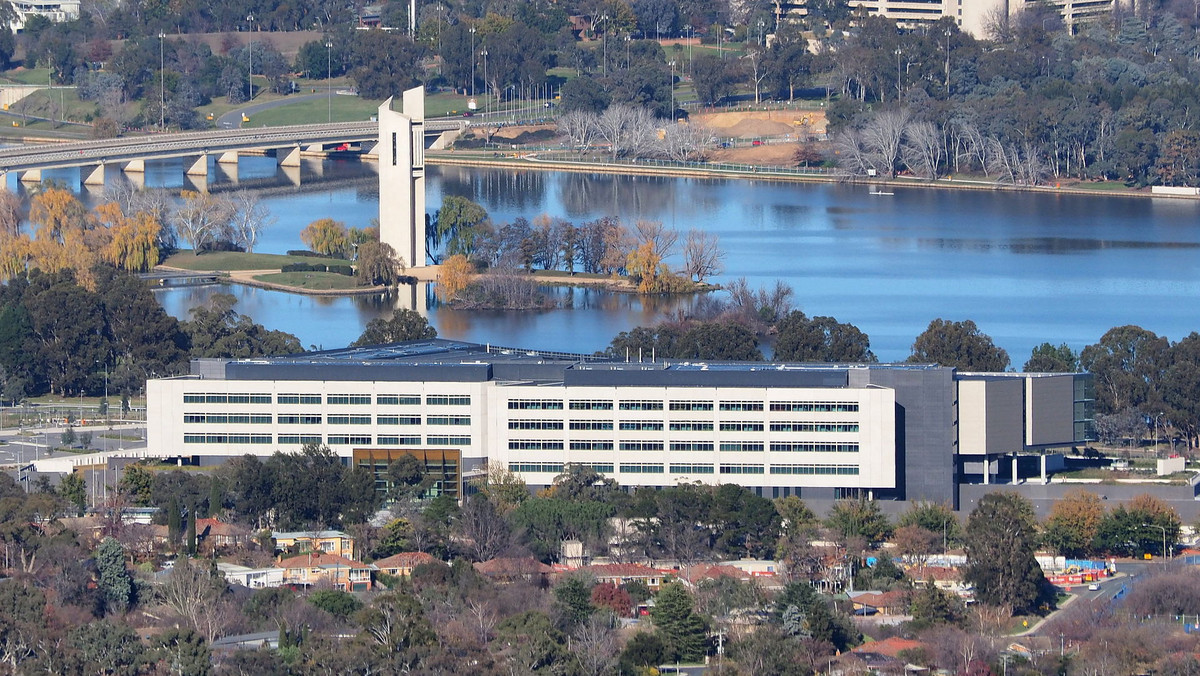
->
[2,67,52,85]
[255,271,361,290]
[531,269,614,280]
[236,90,491,127]
[1070,181,1131,192]
[164,250,351,271]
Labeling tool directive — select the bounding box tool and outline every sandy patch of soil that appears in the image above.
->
[693,109,827,138]
[708,142,801,165]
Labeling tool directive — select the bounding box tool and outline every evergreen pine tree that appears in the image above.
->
[649,581,708,663]
[95,537,134,614]
[186,503,197,556]
[167,497,181,545]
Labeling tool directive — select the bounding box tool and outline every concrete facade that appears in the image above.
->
[377,87,426,269]
[145,340,1091,506]
[773,0,1132,38]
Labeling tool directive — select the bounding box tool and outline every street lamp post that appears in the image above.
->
[247,14,255,102]
[1155,412,1163,457]
[625,34,631,69]
[469,27,476,97]
[481,49,488,110]
[326,42,333,123]
[895,48,903,101]
[944,28,952,97]
[758,19,765,47]
[599,15,608,76]
[668,60,675,118]
[159,33,166,129]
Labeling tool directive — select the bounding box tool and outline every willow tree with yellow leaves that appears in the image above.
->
[95,202,161,272]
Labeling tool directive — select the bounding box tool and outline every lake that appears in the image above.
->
[73,156,1200,363]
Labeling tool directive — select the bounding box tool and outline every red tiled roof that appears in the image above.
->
[851,637,926,658]
[853,590,908,609]
[581,563,667,578]
[373,552,440,570]
[680,564,752,584]
[473,557,553,576]
[278,553,371,570]
[906,565,962,581]
[196,518,242,537]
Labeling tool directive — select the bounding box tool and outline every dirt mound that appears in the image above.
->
[709,143,801,166]
[721,118,796,138]
[694,109,828,138]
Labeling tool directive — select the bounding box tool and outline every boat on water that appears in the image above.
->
[870,189,894,196]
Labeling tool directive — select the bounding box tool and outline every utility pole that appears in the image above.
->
[247,14,254,102]
[326,42,333,123]
[159,33,166,129]
[469,27,476,97]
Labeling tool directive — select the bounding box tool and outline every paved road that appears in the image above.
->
[217,91,342,129]
[0,423,147,466]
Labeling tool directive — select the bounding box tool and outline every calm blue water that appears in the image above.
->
[60,156,1199,363]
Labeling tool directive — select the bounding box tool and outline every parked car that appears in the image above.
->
[1088,583,1101,591]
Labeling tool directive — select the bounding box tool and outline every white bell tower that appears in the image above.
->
[377,87,426,269]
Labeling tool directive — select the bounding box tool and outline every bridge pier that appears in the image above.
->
[83,163,105,186]
[217,151,239,165]
[216,161,238,184]
[124,159,145,173]
[185,154,208,177]
[182,173,208,194]
[19,168,41,184]
[281,164,301,187]
[124,170,145,190]
[277,146,302,168]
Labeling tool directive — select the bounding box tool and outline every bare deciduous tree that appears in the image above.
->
[593,105,656,160]
[633,220,678,259]
[682,229,724,282]
[902,120,946,179]
[228,190,275,253]
[657,121,712,162]
[458,495,512,562]
[556,109,597,153]
[572,612,621,676]
[172,191,234,250]
[157,558,234,642]
[861,108,912,177]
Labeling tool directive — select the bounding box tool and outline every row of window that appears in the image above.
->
[510,419,854,433]
[183,414,272,424]
[506,462,860,476]
[183,394,470,406]
[506,399,860,412]
[526,440,856,453]
[184,434,470,446]
[187,414,469,426]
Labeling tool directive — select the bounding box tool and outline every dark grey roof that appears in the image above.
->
[198,339,961,386]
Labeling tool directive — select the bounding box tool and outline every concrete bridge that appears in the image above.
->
[0,118,466,188]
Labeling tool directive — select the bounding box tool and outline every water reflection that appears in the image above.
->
[46,157,1200,362]
[157,283,697,354]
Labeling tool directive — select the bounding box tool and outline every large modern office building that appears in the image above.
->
[774,0,1130,37]
[145,340,1092,507]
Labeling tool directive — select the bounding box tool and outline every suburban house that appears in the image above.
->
[272,530,356,559]
[373,551,442,577]
[473,557,554,585]
[850,590,910,616]
[218,562,285,589]
[278,553,376,591]
[580,563,670,591]
[196,518,251,550]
